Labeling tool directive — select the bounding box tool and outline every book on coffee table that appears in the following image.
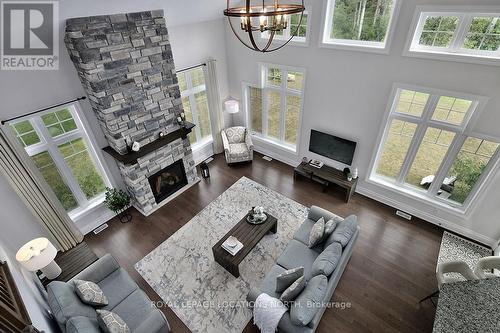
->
[221,236,243,256]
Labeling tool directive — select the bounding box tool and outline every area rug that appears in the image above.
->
[135,177,309,333]
[438,231,492,279]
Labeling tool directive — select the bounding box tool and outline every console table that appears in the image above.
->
[294,161,358,203]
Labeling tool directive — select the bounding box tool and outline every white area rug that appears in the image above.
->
[135,177,307,333]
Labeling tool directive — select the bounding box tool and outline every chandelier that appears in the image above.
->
[224,0,305,53]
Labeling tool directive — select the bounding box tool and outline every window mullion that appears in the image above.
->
[279,70,287,141]
[396,95,439,184]
[189,93,201,141]
[31,117,88,208]
[450,14,471,51]
[262,88,269,136]
[428,134,465,196]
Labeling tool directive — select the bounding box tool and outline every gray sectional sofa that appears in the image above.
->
[247,206,360,333]
[47,254,170,333]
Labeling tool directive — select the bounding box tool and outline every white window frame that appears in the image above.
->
[367,83,497,216]
[261,8,311,47]
[8,102,113,220]
[244,63,306,153]
[320,0,401,54]
[404,6,500,66]
[179,65,213,149]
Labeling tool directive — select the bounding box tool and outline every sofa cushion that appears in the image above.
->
[229,143,250,158]
[225,126,246,144]
[277,240,320,280]
[111,289,160,331]
[47,281,97,330]
[66,316,100,333]
[276,267,304,292]
[96,310,130,333]
[308,218,325,248]
[324,215,358,248]
[74,279,108,307]
[98,268,138,310]
[290,275,328,326]
[280,276,306,302]
[311,242,342,277]
[258,265,286,299]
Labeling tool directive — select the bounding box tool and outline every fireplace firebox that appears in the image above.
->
[148,160,188,204]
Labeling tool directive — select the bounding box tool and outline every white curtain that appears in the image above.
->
[0,127,83,251]
[205,58,225,154]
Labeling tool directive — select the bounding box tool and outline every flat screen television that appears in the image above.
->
[309,130,356,165]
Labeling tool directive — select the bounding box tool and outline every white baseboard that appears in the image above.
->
[254,148,298,167]
[356,184,496,248]
[79,209,116,235]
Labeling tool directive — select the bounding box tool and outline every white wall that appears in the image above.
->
[225,0,500,246]
[0,2,230,235]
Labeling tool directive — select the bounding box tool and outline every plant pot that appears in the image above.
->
[117,208,132,223]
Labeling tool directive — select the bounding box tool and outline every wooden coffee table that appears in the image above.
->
[212,212,278,278]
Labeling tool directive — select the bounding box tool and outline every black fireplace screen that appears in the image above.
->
[148,159,188,204]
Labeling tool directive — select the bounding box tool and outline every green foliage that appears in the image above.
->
[448,154,487,204]
[104,188,131,213]
[331,0,393,42]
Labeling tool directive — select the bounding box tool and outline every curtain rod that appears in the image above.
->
[1,96,87,125]
[177,63,207,73]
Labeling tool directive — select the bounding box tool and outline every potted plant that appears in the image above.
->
[104,187,132,223]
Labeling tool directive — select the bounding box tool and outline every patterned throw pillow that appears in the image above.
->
[324,219,337,237]
[276,267,304,292]
[280,276,306,302]
[96,310,130,333]
[74,279,108,306]
[308,217,325,248]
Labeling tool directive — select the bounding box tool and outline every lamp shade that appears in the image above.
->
[16,238,57,272]
[224,100,239,114]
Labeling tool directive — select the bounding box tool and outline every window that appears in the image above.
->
[261,11,310,44]
[370,85,498,212]
[245,64,305,151]
[406,8,500,64]
[322,0,400,51]
[178,66,212,146]
[9,104,111,215]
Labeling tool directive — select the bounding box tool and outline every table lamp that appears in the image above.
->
[16,238,61,280]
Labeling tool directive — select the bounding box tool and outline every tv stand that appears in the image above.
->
[294,161,358,203]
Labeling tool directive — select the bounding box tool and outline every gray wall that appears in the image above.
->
[225,0,500,245]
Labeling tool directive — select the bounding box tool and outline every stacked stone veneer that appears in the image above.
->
[64,10,197,214]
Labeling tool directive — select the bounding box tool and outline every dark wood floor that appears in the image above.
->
[85,152,441,333]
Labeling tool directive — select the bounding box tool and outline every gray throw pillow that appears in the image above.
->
[280,276,306,302]
[324,215,357,248]
[276,267,304,292]
[311,242,342,277]
[74,279,108,306]
[96,310,130,333]
[290,275,328,326]
[324,219,338,237]
[308,217,325,248]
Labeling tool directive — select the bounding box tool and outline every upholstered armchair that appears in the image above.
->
[221,126,254,164]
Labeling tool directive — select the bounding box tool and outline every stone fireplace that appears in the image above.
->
[64,10,198,215]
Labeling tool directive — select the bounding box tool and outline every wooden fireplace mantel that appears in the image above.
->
[102,122,195,165]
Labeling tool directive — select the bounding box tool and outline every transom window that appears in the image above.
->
[407,8,500,64]
[245,64,305,151]
[322,0,399,51]
[9,104,111,215]
[261,11,310,44]
[178,66,212,147]
[370,85,498,211]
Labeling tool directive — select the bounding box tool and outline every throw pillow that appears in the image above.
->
[96,310,130,333]
[280,276,306,302]
[324,219,338,237]
[311,242,342,277]
[276,267,304,292]
[290,275,328,326]
[308,217,325,248]
[331,215,358,247]
[73,279,108,307]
